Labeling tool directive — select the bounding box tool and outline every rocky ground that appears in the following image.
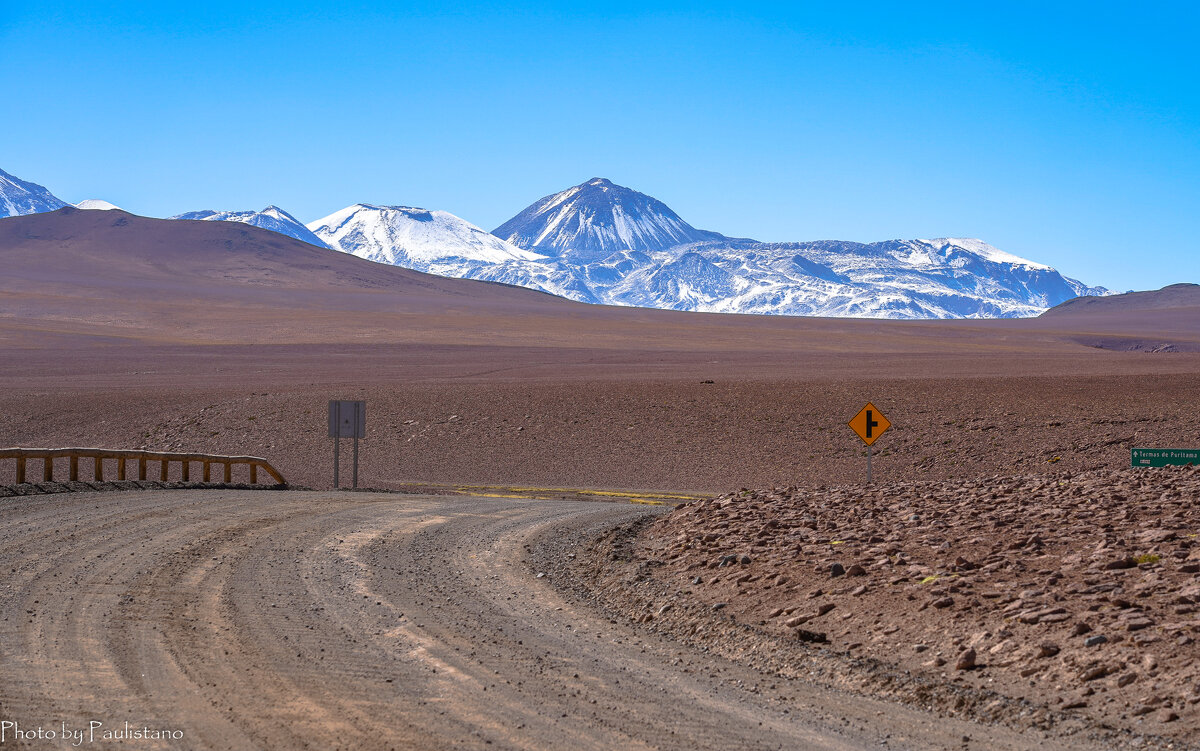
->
[565,465,1200,748]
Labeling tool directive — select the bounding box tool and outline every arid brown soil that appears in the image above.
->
[617,465,1200,745]
[1,355,1197,494]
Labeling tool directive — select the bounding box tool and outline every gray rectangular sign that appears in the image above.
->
[328,400,366,438]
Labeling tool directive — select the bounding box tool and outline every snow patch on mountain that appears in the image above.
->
[0,168,70,217]
[919,237,1052,270]
[171,205,330,248]
[76,199,123,211]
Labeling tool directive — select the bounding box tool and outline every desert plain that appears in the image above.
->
[2,208,1200,749]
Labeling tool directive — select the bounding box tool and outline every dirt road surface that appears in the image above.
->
[0,490,1091,750]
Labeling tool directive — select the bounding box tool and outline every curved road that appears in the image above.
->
[0,491,1073,750]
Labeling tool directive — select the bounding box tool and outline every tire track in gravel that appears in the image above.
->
[0,490,1084,749]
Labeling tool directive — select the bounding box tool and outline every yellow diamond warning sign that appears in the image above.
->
[848,402,890,446]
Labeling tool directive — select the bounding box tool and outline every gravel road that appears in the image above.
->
[0,490,1090,750]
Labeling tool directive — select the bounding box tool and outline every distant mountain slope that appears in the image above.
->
[1041,283,1200,316]
[0,207,592,345]
[308,204,598,302]
[1035,283,1200,352]
[311,204,544,265]
[0,167,70,217]
[171,205,330,248]
[493,177,731,262]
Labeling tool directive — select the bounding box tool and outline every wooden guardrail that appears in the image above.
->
[0,448,286,486]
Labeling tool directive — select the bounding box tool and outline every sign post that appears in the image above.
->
[1132,448,1200,467]
[328,400,366,489]
[848,402,891,484]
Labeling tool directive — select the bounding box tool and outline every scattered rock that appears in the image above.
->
[1078,664,1111,682]
[955,648,976,670]
[636,465,1200,740]
[1105,556,1136,570]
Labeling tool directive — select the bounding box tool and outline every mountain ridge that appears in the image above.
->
[1,167,70,217]
[171,205,330,248]
[0,166,1114,319]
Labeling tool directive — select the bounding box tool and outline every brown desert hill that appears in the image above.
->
[0,206,590,346]
[1042,282,1200,314]
[1035,283,1200,352]
[1,206,1197,358]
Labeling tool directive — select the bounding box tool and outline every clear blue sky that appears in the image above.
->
[3,1,1196,291]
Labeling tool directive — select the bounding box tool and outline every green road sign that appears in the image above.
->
[1131,448,1200,467]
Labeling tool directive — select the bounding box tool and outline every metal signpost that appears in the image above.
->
[848,402,891,484]
[1132,448,1200,468]
[328,400,366,489]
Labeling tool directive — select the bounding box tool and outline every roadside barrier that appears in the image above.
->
[0,447,286,486]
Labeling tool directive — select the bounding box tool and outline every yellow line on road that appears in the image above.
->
[416,483,707,505]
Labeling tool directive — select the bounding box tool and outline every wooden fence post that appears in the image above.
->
[44,457,53,482]
[70,456,79,481]
[16,458,25,484]
[94,456,103,481]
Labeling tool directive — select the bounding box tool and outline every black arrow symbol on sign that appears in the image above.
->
[866,410,879,438]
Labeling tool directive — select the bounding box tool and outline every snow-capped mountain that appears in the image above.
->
[1,168,70,217]
[308,204,599,298]
[171,206,330,248]
[484,178,1108,318]
[492,177,731,262]
[76,199,123,211]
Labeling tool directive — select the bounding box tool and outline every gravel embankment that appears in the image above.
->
[564,466,1200,749]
